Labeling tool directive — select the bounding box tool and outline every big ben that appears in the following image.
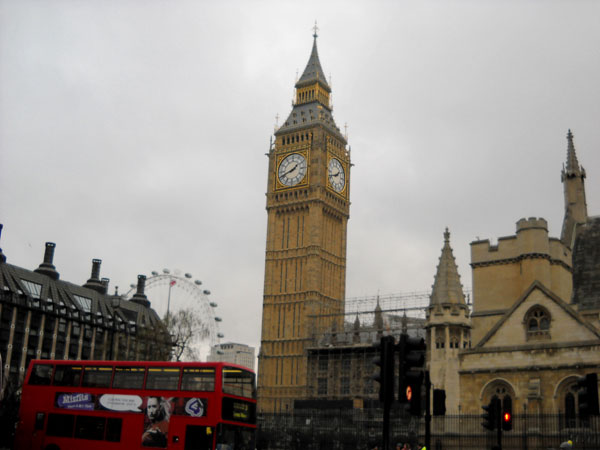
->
[258,29,351,413]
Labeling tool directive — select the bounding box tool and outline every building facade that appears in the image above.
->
[208,342,255,371]
[0,231,171,395]
[424,131,600,416]
[258,31,351,413]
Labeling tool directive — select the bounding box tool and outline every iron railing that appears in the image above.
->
[258,410,600,450]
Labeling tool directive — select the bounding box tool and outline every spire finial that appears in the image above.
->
[444,227,450,243]
[564,128,582,176]
[313,21,319,40]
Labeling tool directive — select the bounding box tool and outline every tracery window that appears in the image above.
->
[525,306,551,340]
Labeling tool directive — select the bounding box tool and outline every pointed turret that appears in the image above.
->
[561,130,588,247]
[430,228,466,306]
[426,228,470,414]
[352,314,361,343]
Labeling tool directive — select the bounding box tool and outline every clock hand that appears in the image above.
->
[283,163,299,176]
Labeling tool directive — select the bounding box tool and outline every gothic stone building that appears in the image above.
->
[426,131,600,418]
[0,231,171,395]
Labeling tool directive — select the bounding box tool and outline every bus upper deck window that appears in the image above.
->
[29,364,53,385]
[82,366,113,388]
[112,366,145,389]
[146,367,181,390]
[181,368,215,392]
[222,368,256,399]
[52,365,83,387]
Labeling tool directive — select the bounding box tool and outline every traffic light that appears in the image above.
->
[398,334,425,415]
[501,397,513,431]
[481,398,500,431]
[576,373,599,419]
[372,335,395,402]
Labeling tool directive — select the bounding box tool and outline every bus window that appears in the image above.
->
[146,367,180,390]
[82,366,113,388]
[181,368,215,392]
[29,363,53,385]
[47,413,75,437]
[112,366,145,389]
[222,368,256,399]
[52,365,82,387]
[106,418,123,442]
[74,415,105,440]
[216,424,255,450]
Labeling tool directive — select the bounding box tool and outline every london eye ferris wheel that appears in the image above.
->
[124,269,224,360]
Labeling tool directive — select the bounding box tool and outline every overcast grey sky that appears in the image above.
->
[1,1,599,358]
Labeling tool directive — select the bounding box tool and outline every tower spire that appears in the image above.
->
[275,28,345,142]
[561,129,588,246]
[429,228,466,306]
[564,129,583,176]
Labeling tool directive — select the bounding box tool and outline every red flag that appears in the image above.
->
[170,280,176,286]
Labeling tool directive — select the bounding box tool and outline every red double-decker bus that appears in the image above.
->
[15,360,256,450]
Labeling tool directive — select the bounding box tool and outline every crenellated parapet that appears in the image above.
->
[470,217,573,320]
[471,217,571,270]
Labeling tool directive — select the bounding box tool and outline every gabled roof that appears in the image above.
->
[475,281,600,348]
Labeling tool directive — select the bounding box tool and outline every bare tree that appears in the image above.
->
[165,308,211,361]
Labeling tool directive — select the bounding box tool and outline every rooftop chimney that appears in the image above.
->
[101,278,110,295]
[34,242,60,280]
[0,224,6,263]
[83,259,105,294]
[130,274,150,308]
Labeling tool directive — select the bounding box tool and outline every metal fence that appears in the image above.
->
[257,409,600,450]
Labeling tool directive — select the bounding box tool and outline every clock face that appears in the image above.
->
[278,153,307,187]
[328,158,345,193]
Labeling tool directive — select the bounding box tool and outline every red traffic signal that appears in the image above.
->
[502,400,513,431]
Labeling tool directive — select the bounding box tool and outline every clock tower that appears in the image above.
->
[257,30,351,413]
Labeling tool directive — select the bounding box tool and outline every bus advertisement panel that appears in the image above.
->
[15,360,256,450]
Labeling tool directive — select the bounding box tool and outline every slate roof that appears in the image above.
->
[296,36,330,91]
[0,255,161,329]
[275,36,345,142]
[572,216,600,310]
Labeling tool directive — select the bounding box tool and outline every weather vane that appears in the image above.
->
[313,21,319,39]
